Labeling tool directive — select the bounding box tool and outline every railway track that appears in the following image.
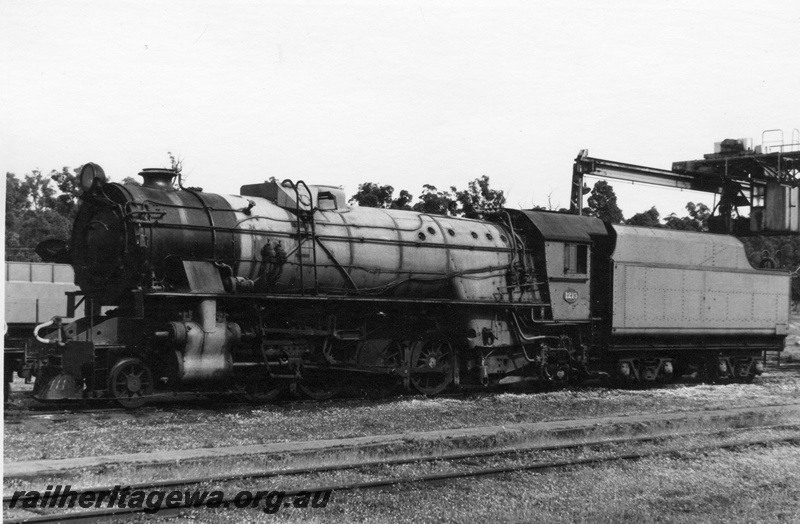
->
[5,424,799,523]
[3,386,461,416]
[6,361,798,418]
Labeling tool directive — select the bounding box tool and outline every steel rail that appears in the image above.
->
[6,435,798,523]
[5,425,799,521]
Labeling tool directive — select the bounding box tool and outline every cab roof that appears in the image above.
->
[513,210,609,243]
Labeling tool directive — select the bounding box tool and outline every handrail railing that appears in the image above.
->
[281,179,319,295]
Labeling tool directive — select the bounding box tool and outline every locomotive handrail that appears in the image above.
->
[123,219,515,255]
[499,210,531,302]
[314,237,359,291]
[295,180,320,295]
[282,179,305,294]
[282,179,320,295]
[122,210,167,221]
[181,187,220,264]
[122,195,429,232]
[132,289,548,307]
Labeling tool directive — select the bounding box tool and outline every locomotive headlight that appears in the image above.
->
[79,162,107,192]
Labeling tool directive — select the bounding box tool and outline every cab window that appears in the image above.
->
[564,244,588,274]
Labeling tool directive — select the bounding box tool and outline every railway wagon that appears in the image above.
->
[30,164,788,406]
[4,262,78,397]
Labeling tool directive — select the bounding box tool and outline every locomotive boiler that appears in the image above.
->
[32,164,789,407]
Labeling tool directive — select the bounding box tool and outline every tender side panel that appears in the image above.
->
[610,227,790,335]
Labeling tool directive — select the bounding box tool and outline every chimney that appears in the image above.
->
[138,168,177,189]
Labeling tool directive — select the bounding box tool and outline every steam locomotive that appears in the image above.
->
[32,164,789,407]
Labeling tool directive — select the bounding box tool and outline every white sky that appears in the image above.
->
[2,0,799,219]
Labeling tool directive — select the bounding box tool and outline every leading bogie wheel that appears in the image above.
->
[109,358,154,408]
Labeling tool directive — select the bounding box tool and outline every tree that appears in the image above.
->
[6,173,29,253]
[22,170,57,211]
[349,182,396,208]
[349,176,507,216]
[5,172,72,261]
[168,151,183,174]
[6,173,28,222]
[664,202,710,231]
[391,189,413,210]
[454,175,505,219]
[626,206,661,227]
[349,182,414,210]
[740,235,800,302]
[584,180,624,223]
[537,190,562,212]
[412,184,458,216]
[49,167,83,220]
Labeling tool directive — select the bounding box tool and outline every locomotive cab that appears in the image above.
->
[507,210,609,323]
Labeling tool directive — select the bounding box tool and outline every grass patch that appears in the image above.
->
[10,437,793,523]
[5,406,799,494]
[164,442,800,523]
[6,376,800,464]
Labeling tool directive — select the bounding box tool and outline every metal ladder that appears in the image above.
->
[283,180,319,295]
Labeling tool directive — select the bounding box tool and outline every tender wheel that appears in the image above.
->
[410,340,453,396]
[109,358,153,408]
[299,371,340,400]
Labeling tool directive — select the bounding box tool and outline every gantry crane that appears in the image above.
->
[570,129,800,235]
